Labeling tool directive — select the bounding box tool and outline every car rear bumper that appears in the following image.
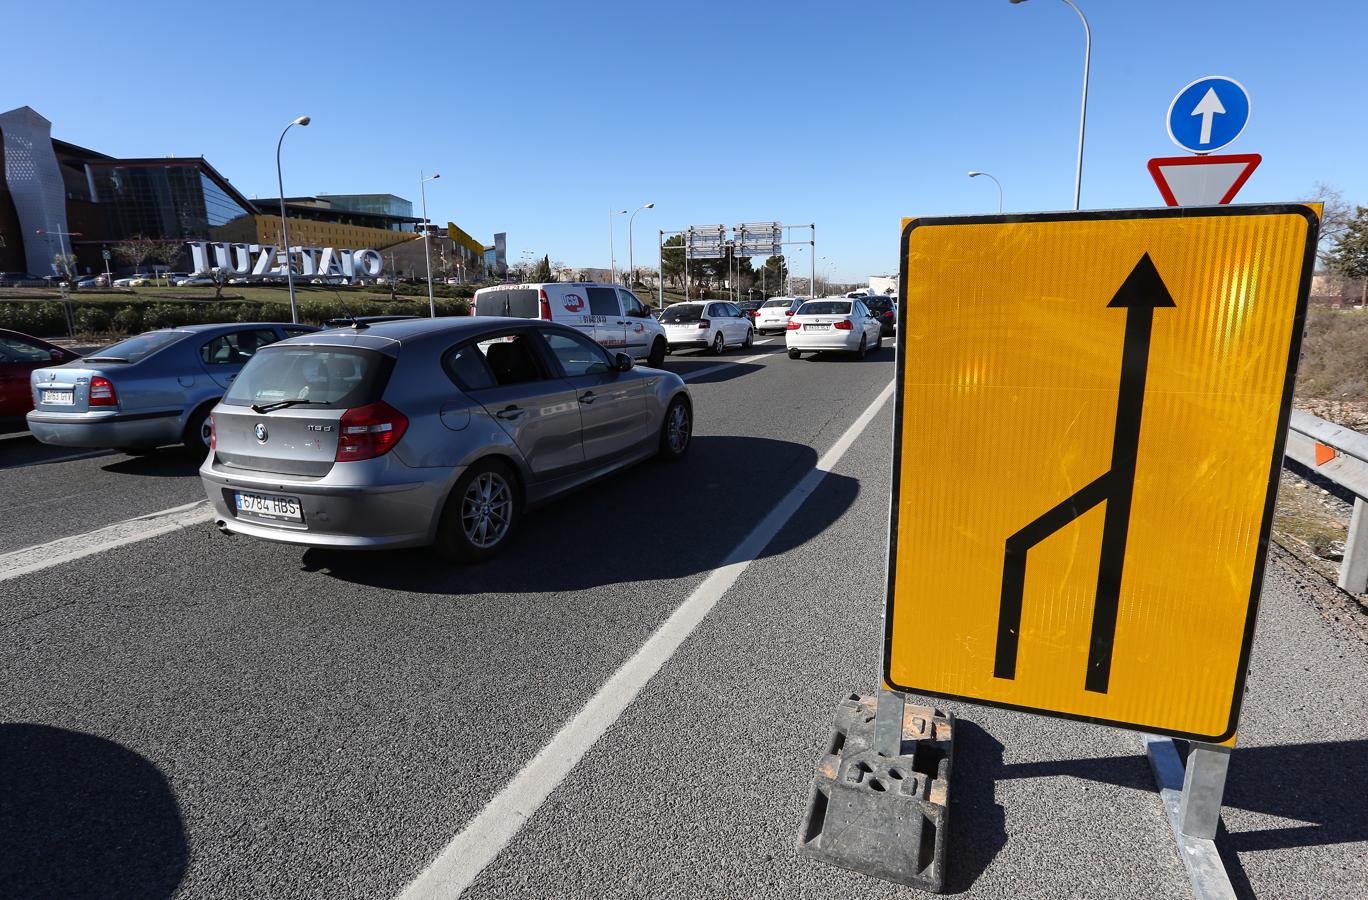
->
[26,409,183,448]
[785,329,864,352]
[200,456,457,549]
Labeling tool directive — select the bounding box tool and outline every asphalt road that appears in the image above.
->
[2,335,1365,900]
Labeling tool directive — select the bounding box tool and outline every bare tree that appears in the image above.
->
[53,253,78,283]
[1308,182,1354,266]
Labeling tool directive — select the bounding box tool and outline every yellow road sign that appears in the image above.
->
[885,205,1318,742]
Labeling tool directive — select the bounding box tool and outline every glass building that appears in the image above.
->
[317,193,413,220]
[88,159,255,241]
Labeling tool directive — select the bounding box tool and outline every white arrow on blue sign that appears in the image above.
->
[1166,76,1250,155]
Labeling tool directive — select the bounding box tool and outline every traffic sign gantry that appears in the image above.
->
[1167,76,1250,154]
[885,205,1319,742]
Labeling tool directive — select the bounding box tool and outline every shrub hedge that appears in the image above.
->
[0,297,472,339]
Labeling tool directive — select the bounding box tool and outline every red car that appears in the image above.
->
[0,329,80,419]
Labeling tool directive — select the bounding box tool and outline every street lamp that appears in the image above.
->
[1010,0,1090,210]
[608,208,627,283]
[967,171,1004,213]
[275,115,310,324]
[419,171,441,317]
[627,202,654,290]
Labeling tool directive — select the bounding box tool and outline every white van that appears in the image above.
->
[472,283,668,367]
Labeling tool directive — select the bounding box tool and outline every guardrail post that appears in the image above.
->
[1338,497,1368,594]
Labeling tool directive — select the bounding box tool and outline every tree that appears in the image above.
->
[1309,183,1354,266]
[53,253,78,283]
[661,235,685,288]
[531,254,553,282]
[210,266,231,300]
[1327,206,1368,280]
[112,235,184,273]
[758,255,788,294]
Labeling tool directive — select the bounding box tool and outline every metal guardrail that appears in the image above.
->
[1284,409,1368,593]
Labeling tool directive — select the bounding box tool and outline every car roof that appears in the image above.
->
[289,315,567,345]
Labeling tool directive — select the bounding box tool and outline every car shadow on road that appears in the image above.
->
[0,723,187,899]
[100,448,207,477]
[993,738,1368,898]
[300,434,860,595]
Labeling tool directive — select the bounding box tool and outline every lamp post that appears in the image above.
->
[275,116,310,324]
[1010,0,1089,210]
[419,171,441,317]
[967,171,1004,213]
[608,208,627,283]
[627,202,654,290]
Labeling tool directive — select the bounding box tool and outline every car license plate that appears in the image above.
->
[234,491,303,522]
[806,324,830,331]
[42,390,74,405]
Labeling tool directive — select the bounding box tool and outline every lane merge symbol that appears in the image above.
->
[993,253,1175,694]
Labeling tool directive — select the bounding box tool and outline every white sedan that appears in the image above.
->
[785,298,885,359]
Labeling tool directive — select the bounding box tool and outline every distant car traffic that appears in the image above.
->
[754,296,804,335]
[200,317,693,561]
[0,329,80,420]
[472,282,668,367]
[112,273,155,287]
[659,301,754,354]
[864,295,897,336]
[74,275,109,289]
[737,300,762,325]
[785,298,885,359]
[27,322,318,453]
[174,275,215,286]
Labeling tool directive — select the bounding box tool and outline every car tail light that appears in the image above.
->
[697,318,711,330]
[784,309,794,316]
[89,376,117,407]
[336,401,408,461]
[208,414,216,450]
[539,288,551,320]
[786,320,801,330]
[834,319,854,330]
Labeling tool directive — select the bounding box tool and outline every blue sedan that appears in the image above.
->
[27,322,318,453]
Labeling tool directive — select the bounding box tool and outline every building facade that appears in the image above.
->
[0,105,502,280]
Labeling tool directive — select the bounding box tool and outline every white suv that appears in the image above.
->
[472,283,667,367]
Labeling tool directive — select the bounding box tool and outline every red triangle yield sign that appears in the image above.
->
[1147,154,1262,207]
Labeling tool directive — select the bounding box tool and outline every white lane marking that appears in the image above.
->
[681,352,769,382]
[395,379,896,900]
[0,430,34,442]
[0,500,213,583]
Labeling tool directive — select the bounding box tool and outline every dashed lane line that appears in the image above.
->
[394,378,896,900]
[0,500,213,583]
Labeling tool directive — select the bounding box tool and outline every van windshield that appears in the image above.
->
[223,346,391,409]
[660,305,703,323]
[476,289,541,318]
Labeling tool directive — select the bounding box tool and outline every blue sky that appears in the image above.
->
[8,0,1365,281]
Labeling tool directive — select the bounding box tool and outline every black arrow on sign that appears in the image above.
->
[993,253,1176,694]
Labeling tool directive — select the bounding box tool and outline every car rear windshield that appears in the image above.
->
[797,301,851,316]
[660,305,703,323]
[761,298,791,308]
[476,289,541,318]
[866,298,893,310]
[84,330,185,363]
[222,346,391,409]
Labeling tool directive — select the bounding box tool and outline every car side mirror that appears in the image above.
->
[614,352,634,372]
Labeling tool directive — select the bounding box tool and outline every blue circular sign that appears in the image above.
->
[1166,76,1250,154]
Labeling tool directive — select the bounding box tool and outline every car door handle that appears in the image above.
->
[579,391,596,404]
[496,405,524,420]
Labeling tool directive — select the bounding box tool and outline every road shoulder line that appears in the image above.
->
[0,499,212,582]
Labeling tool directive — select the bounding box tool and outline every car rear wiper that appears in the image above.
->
[250,399,328,414]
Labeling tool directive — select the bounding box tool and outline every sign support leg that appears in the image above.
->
[874,687,905,757]
[1143,736,1235,899]
[1337,497,1368,594]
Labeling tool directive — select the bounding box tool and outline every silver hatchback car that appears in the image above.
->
[200,317,693,561]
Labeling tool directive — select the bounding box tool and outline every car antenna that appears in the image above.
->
[351,320,369,330]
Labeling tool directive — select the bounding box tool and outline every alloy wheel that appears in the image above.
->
[667,402,691,454]
[461,471,513,549]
